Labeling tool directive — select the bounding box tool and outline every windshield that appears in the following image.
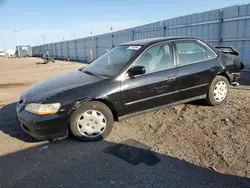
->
[83,45,141,77]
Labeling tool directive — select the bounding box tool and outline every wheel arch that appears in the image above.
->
[217,71,231,83]
[73,98,119,122]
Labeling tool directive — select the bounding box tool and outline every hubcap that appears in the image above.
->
[213,81,228,102]
[77,110,107,138]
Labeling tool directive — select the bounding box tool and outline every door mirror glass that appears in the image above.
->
[127,66,146,77]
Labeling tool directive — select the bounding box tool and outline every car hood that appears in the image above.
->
[23,70,103,102]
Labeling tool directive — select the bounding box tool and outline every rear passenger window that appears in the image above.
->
[175,41,215,66]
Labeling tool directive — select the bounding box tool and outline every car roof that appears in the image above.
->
[120,36,200,46]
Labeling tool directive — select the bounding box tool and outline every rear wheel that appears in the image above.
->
[70,101,114,141]
[205,76,229,106]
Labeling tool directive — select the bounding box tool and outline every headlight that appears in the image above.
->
[24,103,61,115]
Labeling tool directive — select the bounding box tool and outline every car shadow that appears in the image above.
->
[0,139,249,188]
[187,99,208,106]
[0,102,36,143]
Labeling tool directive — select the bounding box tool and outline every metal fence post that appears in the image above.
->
[55,44,57,58]
[84,38,86,61]
[60,42,63,59]
[162,21,166,37]
[111,32,114,47]
[218,9,223,45]
[50,44,52,57]
[131,28,134,41]
[75,40,78,61]
[67,41,69,59]
[95,37,98,59]
[42,45,44,56]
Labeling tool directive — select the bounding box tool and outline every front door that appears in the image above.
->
[120,42,179,116]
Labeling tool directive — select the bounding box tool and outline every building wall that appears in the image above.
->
[17,45,32,58]
[32,4,250,69]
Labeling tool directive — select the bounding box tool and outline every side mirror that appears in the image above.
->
[127,66,146,77]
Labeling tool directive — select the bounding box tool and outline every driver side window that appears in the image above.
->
[134,42,174,74]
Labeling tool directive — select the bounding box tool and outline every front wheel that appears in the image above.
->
[205,76,229,106]
[69,101,114,141]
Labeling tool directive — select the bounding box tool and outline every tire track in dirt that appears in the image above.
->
[0,83,30,89]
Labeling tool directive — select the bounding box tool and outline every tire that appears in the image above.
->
[205,75,229,106]
[69,101,114,141]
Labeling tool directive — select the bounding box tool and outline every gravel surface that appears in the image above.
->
[0,57,250,188]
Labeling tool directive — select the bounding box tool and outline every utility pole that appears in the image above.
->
[73,32,75,40]
[42,35,46,44]
[160,10,164,26]
[13,28,19,46]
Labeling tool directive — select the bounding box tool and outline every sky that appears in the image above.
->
[0,0,249,49]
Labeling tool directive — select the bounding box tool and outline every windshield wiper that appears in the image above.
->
[83,70,111,79]
[83,70,98,77]
[97,73,111,79]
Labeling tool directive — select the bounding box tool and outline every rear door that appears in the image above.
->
[174,40,219,100]
[119,42,179,116]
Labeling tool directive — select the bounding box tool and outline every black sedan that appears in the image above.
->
[16,37,243,141]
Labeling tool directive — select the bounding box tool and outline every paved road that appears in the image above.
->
[1,137,250,188]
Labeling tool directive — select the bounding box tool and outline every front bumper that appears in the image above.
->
[16,105,69,140]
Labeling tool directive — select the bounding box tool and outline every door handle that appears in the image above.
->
[166,76,176,82]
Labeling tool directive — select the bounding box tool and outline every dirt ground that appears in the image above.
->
[0,58,85,154]
[0,57,250,186]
